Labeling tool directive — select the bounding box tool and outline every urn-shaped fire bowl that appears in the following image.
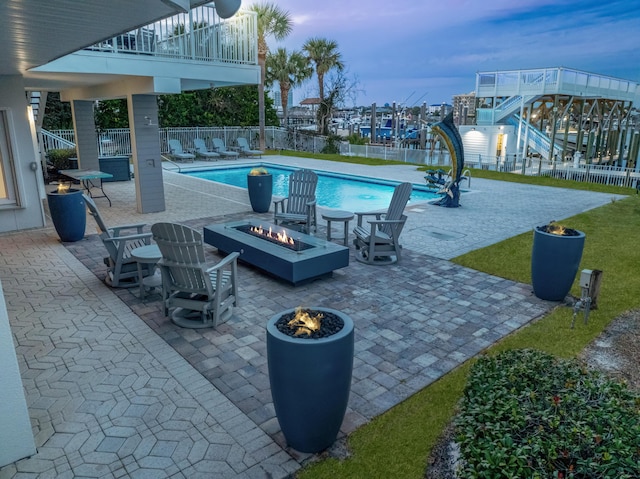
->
[531,224,585,301]
[267,307,354,453]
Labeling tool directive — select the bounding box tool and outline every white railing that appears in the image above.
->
[40,127,638,189]
[476,67,637,102]
[41,129,75,151]
[83,6,257,66]
[41,126,330,157]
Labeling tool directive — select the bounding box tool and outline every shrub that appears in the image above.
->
[345,133,368,145]
[46,148,77,170]
[320,134,341,155]
[455,349,640,478]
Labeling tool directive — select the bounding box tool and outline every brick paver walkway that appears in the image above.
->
[0,156,625,478]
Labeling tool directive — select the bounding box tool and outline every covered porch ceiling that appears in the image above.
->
[0,0,210,90]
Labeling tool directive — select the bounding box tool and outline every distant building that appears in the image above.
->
[270,86,294,112]
[285,98,320,128]
[427,103,453,116]
[453,92,476,125]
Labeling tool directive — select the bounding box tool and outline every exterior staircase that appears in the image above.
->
[506,115,563,160]
[27,91,47,127]
[476,94,538,125]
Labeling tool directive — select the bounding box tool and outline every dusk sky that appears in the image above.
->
[247,0,640,108]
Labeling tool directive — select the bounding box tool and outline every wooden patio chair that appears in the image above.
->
[193,138,221,160]
[273,169,318,233]
[84,194,154,287]
[352,182,412,265]
[168,139,195,162]
[151,222,239,329]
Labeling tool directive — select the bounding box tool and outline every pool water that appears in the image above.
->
[184,164,439,211]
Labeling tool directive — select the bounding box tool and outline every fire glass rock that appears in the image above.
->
[275,309,344,339]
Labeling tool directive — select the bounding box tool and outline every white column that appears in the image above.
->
[71,100,99,170]
[128,94,166,213]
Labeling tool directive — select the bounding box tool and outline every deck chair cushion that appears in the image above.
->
[212,138,239,158]
[168,139,195,161]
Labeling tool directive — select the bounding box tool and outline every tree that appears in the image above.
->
[248,2,292,150]
[266,48,312,127]
[157,86,278,127]
[42,93,73,130]
[95,99,129,129]
[302,37,344,133]
[315,69,359,136]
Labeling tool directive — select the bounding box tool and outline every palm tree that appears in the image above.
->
[302,37,344,103]
[248,2,292,150]
[266,48,312,127]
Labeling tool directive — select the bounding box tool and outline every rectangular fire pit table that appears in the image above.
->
[204,220,349,285]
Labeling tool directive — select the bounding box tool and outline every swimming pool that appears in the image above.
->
[184,164,439,211]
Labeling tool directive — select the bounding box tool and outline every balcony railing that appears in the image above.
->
[84,4,257,65]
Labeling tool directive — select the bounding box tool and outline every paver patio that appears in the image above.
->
[0,156,626,478]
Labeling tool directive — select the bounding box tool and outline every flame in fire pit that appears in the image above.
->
[57,183,70,194]
[547,222,566,236]
[250,225,295,245]
[287,307,323,336]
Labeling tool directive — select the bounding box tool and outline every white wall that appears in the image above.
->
[0,76,47,233]
[0,279,36,466]
[460,125,516,164]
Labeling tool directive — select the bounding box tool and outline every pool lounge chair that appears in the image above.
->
[273,169,318,233]
[352,182,412,265]
[212,138,240,159]
[236,137,263,158]
[168,139,195,162]
[193,138,221,160]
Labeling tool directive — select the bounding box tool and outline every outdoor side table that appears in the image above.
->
[322,210,354,246]
[130,244,162,300]
[59,168,114,206]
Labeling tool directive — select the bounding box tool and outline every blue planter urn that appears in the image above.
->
[531,226,585,301]
[47,188,86,242]
[267,307,354,453]
[247,173,272,213]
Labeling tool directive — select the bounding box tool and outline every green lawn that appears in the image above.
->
[297,160,640,479]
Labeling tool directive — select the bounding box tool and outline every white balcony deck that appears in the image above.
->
[25,4,258,95]
[476,67,638,102]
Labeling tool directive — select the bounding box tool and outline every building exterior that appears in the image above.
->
[460,67,640,167]
[427,103,453,116]
[0,0,258,467]
[452,91,476,126]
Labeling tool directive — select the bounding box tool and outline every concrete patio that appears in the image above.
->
[0,156,625,478]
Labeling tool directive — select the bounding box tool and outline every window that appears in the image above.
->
[0,109,20,207]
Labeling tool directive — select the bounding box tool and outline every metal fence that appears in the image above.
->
[42,126,330,157]
[41,127,639,189]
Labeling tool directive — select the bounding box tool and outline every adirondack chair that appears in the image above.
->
[211,138,239,159]
[193,138,221,160]
[273,169,318,233]
[83,194,154,287]
[236,137,263,157]
[352,182,412,265]
[151,222,239,329]
[168,139,195,162]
